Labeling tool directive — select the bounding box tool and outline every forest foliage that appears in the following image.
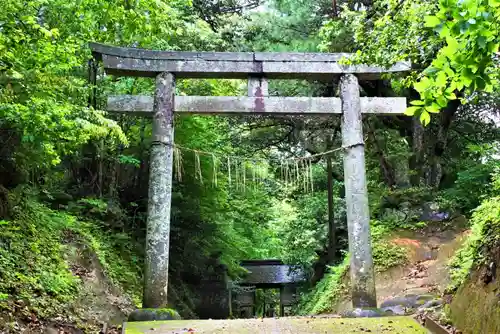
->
[0,0,499,328]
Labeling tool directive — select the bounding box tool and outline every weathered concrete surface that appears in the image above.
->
[248,76,268,97]
[100,55,411,80]
[108,95,154,116]
[340,74,377,308]
[248,75,268,116]
[129,309,181,322]
[90,43,361,64]
[143,72,175,308]
[107,95,407,116]
[123,316,426,333]
[90,43,255,61]
[90,43,411,80]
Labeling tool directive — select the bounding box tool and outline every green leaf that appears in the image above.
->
[462,67,475,80]
[437,96,448,107]
[405,106,421,116]
[410,100,425,106]
[474,77,486,90]
[446,92,457,100]
[477,36,487,48]
[414,77,432,93]
[423,66,439,75]
[8,70,24,80]
[461,75,473,88]
[469,64,479,73]
[424,16,442,28]
[443,65,455,77]
[420,111,431,126]
[439,24,450,38]
[488,42,499,53]
[458,21,468,34]
[443,36,460,59]
[436,71,448,86]
[484,83,494,93]
[426,103,441,113]
[449,80,457,92]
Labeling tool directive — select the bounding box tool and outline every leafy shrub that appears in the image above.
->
[66,197,143,304]
[0,189,144,321]
[372,240,408,271]
[440,161,499,212]
[0,194,79,317]
[448,170,500,291]
[76,225,143,305]
[378,187,434,210]
[374,210,428,231]
[371,223,409,271]
[373,186,437,230]
[448,196,500,291]
[297,256,350,315]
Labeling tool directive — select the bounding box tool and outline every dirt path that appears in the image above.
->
[332,222,469,313]
[376,224,469,302]
[124,316,427,334]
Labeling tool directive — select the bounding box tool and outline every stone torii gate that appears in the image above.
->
[90,43,410,310]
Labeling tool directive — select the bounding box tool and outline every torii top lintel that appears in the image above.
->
[90,43,411,81]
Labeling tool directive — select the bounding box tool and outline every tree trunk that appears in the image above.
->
[410,117,425,186]
[367,120,396,187]
[429,99,460,188]
[327,156,336,264]
[135,119,147,191]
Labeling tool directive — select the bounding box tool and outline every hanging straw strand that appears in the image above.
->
[195,151,203,184]
[227,156,231,189]
[212,154,218,187]
[174,146,183,182]
[242,160,246,192]
[167,139,358,192]
[309,160,314,192]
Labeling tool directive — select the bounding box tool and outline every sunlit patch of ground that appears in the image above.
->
[124,316,427,333]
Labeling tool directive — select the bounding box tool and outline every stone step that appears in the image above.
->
[123,316,427,333]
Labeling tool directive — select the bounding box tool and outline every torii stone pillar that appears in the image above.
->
[340,74,376,307]
[89,42,410,311]
[143,72,175,308]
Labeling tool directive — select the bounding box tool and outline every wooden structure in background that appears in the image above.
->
[235,260,305,317]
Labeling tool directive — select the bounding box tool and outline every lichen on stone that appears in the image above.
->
[128,308,181,322]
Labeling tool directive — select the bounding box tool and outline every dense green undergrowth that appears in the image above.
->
[371,223,410,272]
[0,189,142,327]
[448,171,500,292]
[67,198,143,305]
[443,171,500,333]
[296,256,350,315]
[0,195,79,319]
